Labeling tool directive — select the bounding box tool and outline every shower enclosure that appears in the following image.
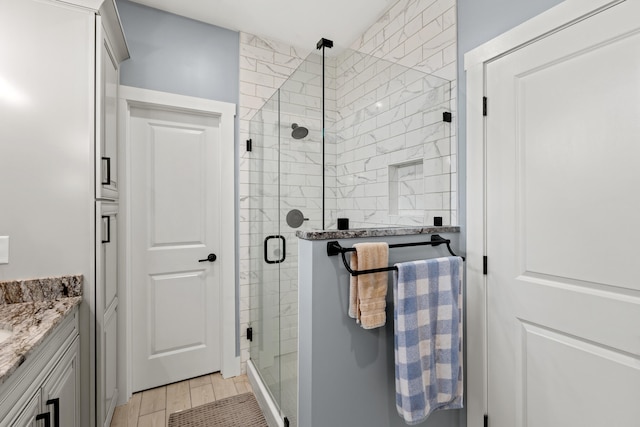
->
[248,42,452,426]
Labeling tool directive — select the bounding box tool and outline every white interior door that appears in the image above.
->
[130,105,223,392]
[485,2,640,426]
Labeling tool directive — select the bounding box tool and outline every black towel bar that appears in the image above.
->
[326,234,465,276]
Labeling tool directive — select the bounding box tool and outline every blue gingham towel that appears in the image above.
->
[393,257,463,425]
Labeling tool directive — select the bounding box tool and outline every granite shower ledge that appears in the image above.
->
[0,275,83,384]
[296,226,460,240]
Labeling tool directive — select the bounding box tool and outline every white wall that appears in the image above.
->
[0,3,95,426]
[0,1,94,283]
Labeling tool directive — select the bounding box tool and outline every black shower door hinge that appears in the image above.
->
[246,138,252,152]
[483,256,488,275]
[246,327,253,342]
[443,111,452,122]
[284,416,290,427]
[484,414,489,427]
[483,97,488,116]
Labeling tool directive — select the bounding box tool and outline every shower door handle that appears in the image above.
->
[264,235,286,264]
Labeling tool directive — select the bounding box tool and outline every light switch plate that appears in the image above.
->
[0,236,9,264]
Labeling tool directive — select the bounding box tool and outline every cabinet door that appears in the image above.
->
[99,203,118,310]
[96,17,119,200]
[104,307,118,424]
[7,390,41,427]
[96,201,119,426]
[42,337,80,427]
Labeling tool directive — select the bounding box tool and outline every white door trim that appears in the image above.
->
[464,0,624,425]
[118,85,239,402]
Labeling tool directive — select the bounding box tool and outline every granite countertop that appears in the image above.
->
[296,226,461,240]
[0,276,83,385]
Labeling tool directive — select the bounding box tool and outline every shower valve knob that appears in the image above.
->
[198,253,217,262]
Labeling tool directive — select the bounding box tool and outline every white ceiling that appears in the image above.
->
[127,0,394,52]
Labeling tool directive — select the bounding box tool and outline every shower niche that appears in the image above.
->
[247,41,453,426]
[389,159,425,217]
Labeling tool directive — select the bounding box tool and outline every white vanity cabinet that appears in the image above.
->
[0,310,80,427]
[7,392,41,427]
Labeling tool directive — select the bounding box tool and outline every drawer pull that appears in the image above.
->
[36,412,51,427]
[46,398,60,427]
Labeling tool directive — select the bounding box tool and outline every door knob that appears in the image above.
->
[198,253,217,262]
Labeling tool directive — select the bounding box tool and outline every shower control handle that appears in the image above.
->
[198,253,217,262]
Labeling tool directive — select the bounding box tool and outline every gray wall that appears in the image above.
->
[115,0,241,354]
[299,233,462,427]
[116,0,239,103]
[456,0,564,244]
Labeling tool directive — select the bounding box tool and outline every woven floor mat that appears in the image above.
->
[168,393,268,427]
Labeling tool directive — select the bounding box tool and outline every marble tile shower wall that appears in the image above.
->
[341,0,457,226]
[333,49,452,226]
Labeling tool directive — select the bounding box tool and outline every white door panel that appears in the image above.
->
[149,271,207,354]
[485,1,640,426]
[516,28,640,292]
[148,124,208,246]
[521,322,640,426]
[131,105,222,391]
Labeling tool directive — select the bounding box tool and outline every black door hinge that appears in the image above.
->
[246,138,252,152]
[484,414,488,427]
[483,97,488,116]
[247,327,253,342]
[284,416,290,427]
[483,256,488,275]
[443,111,452,122]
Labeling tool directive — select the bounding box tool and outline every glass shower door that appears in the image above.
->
[249,50,324,427]
[276,53,324,427]
[249,90,282,409]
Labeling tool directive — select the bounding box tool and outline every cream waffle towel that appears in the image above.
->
[348,242,389,329]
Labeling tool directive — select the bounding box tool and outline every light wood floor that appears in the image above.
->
[109,373,253,427]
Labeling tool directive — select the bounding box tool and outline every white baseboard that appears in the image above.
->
[247,360,283,427]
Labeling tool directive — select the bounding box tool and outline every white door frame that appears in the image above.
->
[118,86,239,402]
[464,0,624,425]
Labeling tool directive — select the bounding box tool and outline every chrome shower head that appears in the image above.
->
[291,123,308,140]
